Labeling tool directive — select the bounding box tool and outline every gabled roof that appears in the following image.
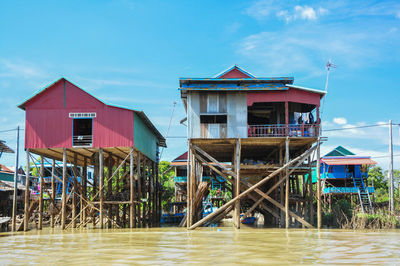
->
[214,65,255,78]
[324,146,355,157]
[18,77,166,147]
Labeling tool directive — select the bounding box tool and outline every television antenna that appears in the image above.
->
[321,60,337,116]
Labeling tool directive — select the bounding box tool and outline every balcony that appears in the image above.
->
[247,124,320,138]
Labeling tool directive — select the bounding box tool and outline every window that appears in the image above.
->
[200,115,227,124]
[73,118,93,146]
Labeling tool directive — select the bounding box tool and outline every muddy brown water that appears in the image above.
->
[1,227,399,265]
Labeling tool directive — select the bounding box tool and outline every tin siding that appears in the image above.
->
[24,79,134,149]
[227,92,248,138]
[188,92,201,138]
[133,112,157,161]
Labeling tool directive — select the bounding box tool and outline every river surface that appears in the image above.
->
[1,227,399,265]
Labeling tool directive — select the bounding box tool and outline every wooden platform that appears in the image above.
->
[191,137,317,162]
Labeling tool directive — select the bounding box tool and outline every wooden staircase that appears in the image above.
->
[353,176,373,213]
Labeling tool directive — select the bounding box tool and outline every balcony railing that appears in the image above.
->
[73,135,93,147]
[323,187,375,194]
[248,124,320,138]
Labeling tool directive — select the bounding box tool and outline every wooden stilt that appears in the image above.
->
[115,158,120,225]
[99,148,104,229]
[82,158,87,227]
[38,156,44,230]
[122,162,127,227]
[186,146,192,228]
[136,154,141,227]
[72,153,78,228]
[61,148,67,230]
[316,138,322,229]
[234,138,241,229]
[130,147,135,228]
[107,154,113,228]
[279,146,284,227]
[24,149,30,231]
[285,137,290,228]
[51,159,56,228]
[308,155,314,225]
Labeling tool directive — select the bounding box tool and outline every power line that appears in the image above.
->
[323,123,400,132]
[0,128,24,133]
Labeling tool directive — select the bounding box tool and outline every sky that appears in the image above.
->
[0,0,400,170]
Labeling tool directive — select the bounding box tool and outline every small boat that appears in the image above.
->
[241,216,256,225]
[203,202,218,218]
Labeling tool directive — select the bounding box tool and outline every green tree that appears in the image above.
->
[158,161,175,210]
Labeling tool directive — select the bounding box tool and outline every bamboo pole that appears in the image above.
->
[99,148,104,229]
[285,137,290,228]
[61,148,67,229]
[51,159,56,227]
[24,149,30,231]
[38,156,44,230]
[130,147,135,228]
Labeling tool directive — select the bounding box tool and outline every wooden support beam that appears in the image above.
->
[192,145,237,177]
[136,153,141,228]
[189,144,317,230]
[130,147,135,228]
[99,148,104,229]
[24,149,30,231]
[234,138,241,229]
[115,158,120,225]
[38,156,44,230]
[244,182,313,228]
[285,137,290,228]
[72,153,78,228]
[51,159,56,228]
[107,153,113,228]
[81,158,87,226]
[243,155,310,220]
[61,148,67,229]
[316,138,322,229]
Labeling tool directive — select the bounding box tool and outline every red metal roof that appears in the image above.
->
[321,157,377,165]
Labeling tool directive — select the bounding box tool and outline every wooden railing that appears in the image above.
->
[72,135,93,147]
[247,124,320,138]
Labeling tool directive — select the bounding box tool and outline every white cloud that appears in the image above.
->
[245,1,328,22]
[0,59,47,79]
[333,117,347,125]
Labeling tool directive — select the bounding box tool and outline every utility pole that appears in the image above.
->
[12,126,20,231]
[389,120,394,214]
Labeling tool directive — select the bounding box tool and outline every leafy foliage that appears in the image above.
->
[158,161,175,210]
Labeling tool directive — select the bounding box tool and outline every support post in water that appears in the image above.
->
[11,125,19,232]
[61,148,67,230]
[24,148,30,231]
[316,138,322,229]
[130,147,135,228]
[99,148,104,229]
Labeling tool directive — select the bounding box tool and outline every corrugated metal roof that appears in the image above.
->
[0,141,14,154]
[213,65,256,78]
[286,84,326,95]
[321,157,377,165]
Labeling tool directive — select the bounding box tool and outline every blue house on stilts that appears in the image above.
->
[315,146,377,212]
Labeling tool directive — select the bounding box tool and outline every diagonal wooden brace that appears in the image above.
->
[188,144,317,230]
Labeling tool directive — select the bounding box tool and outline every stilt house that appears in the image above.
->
[180,65,326,229]
[319,146,376,212]
[17,78,166,231]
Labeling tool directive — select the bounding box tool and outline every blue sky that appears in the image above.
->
[0,0,399,169]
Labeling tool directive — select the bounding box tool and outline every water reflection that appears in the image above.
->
[0,228,399,264]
